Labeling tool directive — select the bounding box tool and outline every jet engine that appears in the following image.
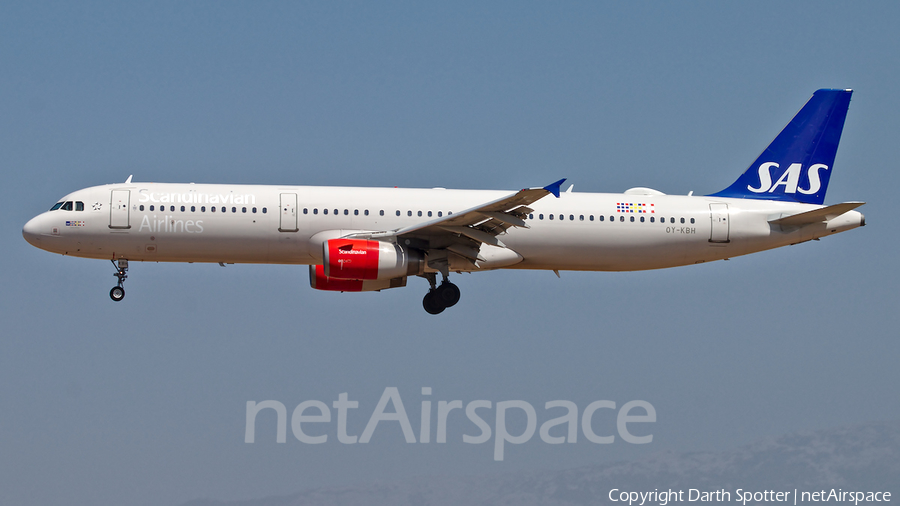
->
[309,239,424,292]
[322,238,424,280]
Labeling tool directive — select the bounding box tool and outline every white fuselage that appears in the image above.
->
[22,182,864,272]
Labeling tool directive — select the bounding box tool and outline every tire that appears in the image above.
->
[437,282,461,307]
[110,286,125,302]
[423,291,445,315]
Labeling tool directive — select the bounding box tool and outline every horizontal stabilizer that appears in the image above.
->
[768,202,865,226]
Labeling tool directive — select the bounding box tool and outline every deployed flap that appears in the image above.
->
[768,201,865,226]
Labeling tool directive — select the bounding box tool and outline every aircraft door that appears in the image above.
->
[109,190,131,229]
[279,193,298,232]
[709,203,730,243]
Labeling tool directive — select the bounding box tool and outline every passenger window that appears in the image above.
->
[539,214,544,220]
[262,208,267,213]
[201,206,206,212]
[396,210,400,216]
[418,211,422,217]
[303,208,308,214]
[191,206,196,212]
[640,216,645,222]
[408,210,412,217]
[324,209,328,215]
[140,205,145,211]
[438,211,443,217]
[211,206,216,212]
[630,216,635,222]
[680,217,685,224]
[690,218,695,224]
[620,216,624,222]
[242,207,247,213]
[549,214,554,220]
[559,214,564,220]
[344,209,349,215]
[599,215,604,222]
[570,215,575,221]
[364,210,369,216]
[589,215,594,221]
[313,208,318,215]
[354,210,359,216]
[650,217,654,223]
[427,211,432,217]
[150,205,155,211]
[221,207,226,213]
[181,206,186,212]
[579,215,584,221]
[670,217,675,223]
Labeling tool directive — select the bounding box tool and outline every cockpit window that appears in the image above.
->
[61,202,74,211]
[50,202,64,211]
[75,201,85,211]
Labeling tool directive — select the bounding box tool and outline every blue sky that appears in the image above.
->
[2,2,898,505]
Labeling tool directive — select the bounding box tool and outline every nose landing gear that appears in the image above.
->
[110,259,128,301]
[422,272,461,315]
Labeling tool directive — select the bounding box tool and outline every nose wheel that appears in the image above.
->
[422,273,461,315]
[110,259,128,302]
[110,285,125,301]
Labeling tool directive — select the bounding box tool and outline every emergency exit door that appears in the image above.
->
[709,203,730,243]
[109,190,131,229]
[279,193,298,232]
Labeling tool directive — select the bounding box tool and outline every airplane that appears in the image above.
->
[23,89,865,314]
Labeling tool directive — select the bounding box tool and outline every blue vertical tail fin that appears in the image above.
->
[709,89,852,205]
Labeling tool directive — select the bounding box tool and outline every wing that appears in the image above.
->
[347,178,565,271]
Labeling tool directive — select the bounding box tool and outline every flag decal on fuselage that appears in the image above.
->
[616,203,654,214]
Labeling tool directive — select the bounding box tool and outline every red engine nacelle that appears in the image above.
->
[309,265,407,292]
[322,239,424,280]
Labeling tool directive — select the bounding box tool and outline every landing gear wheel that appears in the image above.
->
[110,286,125,302]
[423,291,445,315]
[436,282,460,308]
[109,259,129,302]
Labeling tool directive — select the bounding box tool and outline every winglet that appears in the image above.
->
[125,175,133,184]
[543,178,566,198]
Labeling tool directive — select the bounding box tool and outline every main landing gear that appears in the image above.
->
[422,272,461,315]
[109,259,128,302]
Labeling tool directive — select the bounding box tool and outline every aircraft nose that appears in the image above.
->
[22,215,44,247]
